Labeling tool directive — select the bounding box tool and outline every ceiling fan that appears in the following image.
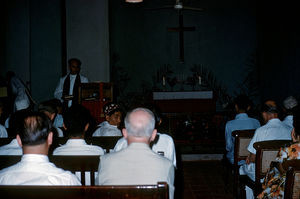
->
[145,0,204,12]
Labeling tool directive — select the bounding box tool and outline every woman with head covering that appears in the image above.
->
[257,107,300,199]
[92,102,122,136]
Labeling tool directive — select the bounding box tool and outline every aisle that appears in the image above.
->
[176,160,234,199]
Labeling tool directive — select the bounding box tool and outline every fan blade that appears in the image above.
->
[182,6,204,12]
[144,5,174,11]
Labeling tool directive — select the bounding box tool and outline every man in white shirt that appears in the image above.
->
[53,104,104,155]
[97,108,175,199]
[0,111,81,185]
[239,100,292,199]
[54,58,88,109]
[92,103,122,137]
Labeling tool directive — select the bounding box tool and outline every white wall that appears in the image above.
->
[66,0,110,82]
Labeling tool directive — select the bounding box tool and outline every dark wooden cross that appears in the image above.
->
[167,11,195,63]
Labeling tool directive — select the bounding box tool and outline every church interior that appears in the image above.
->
[1,0,300,198]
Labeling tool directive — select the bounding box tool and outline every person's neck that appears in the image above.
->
[127,136,151,146]
[22,144,49,155]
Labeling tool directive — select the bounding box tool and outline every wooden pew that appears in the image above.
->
[0,155,21,170]
[284,160,300,199]
[49,155,100,186]
[0,182,169,199]
[239,140,292,198]
[232,129,255,198]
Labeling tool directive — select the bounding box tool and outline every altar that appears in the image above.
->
[153,91,215,113]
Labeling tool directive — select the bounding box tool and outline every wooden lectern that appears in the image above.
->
[79,82,113,123]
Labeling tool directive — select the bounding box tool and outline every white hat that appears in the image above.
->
[283,96,298,110]
[15,99,30,111]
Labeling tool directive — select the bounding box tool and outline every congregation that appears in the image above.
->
[0,59,299,199]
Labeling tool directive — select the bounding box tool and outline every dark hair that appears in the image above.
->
[68,58,81,67]
[17,111,52,146]
[38,100,57,114]
[293,108,300,136]
[261,101,279,114]
[63,104,90,137]
[234,95,251,111]
[47,98,62,108]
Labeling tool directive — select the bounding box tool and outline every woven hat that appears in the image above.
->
[283,96,298,110]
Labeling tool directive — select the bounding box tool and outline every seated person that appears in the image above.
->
[38,100,64,137]
[257,108,300,199]
[49,98,64,128]
[0,111,81,185]
[0,124,7,138]
[225,95,261,164]
[282,96,298,128]
[53,104,104,155]
[92,102,122,137]
[239,100,292,199]
[114,107,176,167]
[53,104,104,185]
[96,108,174,199]
[0,109,29,155]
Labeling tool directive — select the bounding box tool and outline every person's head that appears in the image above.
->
[234,95,251,113]
[16,111,53,154]
[47,98,63,115]
[68,58,81,75]
[103,102,122,127]
[38,100,57,121]
[283,96,298,115]
[291,108,300,142]
[63,104,90,138]
[261,100,279,123]
[123,108,157,144]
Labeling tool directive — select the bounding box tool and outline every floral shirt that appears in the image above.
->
[257,142,300,199]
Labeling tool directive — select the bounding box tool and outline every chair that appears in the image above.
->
[231,129,255,198]
[239,140,292,198]
[284,160,300,199]
[49,155,100,186]
[0,182,169,199]
[0,155,21,170]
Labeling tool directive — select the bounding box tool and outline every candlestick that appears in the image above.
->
[198,76,201,85]
[163,76,166,86]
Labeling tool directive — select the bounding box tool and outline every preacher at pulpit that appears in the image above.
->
[54,58,88,110]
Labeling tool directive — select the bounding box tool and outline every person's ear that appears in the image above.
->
[47,132,53,146]
[122,128,128,139]
[84,123,90,132]
[16,135,22,147]
[150,129,157,142]
[105,115,110,122]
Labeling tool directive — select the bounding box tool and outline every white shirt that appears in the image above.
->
[53,114,63,128]
[53,139,103,185]
[54,74,88,107]
[0,124,8,138]
[0,139,22,155]
[55,127,64,137]
[53,139,105,156]
[114,133,177,167]
[247,118,292,154]
[0,154,81,185]
[92,121,122,137]
[283,115,293,129]
[239,118,292,183]
[10,76,30,112]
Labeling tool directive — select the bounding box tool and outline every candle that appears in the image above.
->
[198,76,201,85]
[163,76,166,86]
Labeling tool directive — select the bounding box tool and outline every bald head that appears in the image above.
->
[124,108,155,138]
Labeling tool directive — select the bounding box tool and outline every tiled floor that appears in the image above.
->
[176,160,234,199]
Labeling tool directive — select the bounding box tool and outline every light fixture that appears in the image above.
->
[125,0,143,3]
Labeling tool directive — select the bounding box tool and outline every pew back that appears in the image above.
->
[284,162,300,199]
[0,182,169,199]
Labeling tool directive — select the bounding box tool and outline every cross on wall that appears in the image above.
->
[167,11,195,63]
